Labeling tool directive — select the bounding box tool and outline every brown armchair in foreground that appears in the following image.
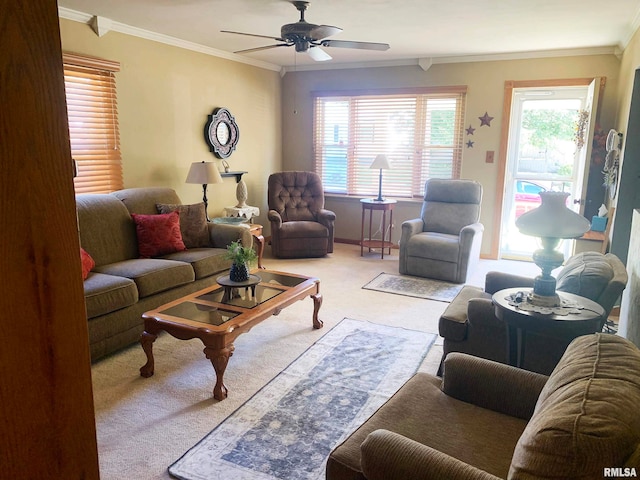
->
[267,171,336,258]
[438,251,628,375]
[327,334,640,480]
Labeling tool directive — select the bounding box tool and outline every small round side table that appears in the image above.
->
[493,287,605,369]
[216,274,262,303]
[360,199,397,259]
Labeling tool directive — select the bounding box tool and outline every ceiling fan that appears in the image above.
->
[221,1,390,62]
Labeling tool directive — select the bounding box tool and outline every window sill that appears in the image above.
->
[324,193,423,205]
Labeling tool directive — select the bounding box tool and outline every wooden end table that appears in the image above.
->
[360,198,397,259]
[139,269,322,400]
[492,287,605,369]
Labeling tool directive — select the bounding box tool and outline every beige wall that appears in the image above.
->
[282,56,621,255]
[60,19,282,225]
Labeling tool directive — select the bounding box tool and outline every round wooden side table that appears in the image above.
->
[493,287,605,369]
[360,199,397,259]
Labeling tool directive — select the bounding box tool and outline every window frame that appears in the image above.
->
[312,86,467,199]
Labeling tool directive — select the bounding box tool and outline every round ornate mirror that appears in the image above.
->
[204,107,239,158]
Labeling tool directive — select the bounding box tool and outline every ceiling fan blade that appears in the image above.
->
[235,44,290,54]
[307,46,332,62]
[309,24,342,40]
[221,30,285,42]
[321,39,390,51]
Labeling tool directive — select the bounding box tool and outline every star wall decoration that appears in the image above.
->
[466,125,475,135]
[466,140,474,148]
[479,112,494,127]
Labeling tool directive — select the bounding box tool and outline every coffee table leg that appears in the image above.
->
[204,344,235,401]
[311,293,323,329]
[139,331,158,378]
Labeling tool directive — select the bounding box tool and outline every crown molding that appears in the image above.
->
[621,4,640,51]
[57,7,281,73]
[281,46,621,74]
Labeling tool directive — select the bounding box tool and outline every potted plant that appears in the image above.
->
[224,240,257,282]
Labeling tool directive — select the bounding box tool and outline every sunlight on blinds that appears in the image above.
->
[313,88,466,198]
[63,53,123,194]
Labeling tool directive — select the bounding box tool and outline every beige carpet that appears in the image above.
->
[92,243,538,479]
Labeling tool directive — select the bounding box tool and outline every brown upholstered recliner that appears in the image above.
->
[439,251,628,375]
[267,171,336,258]
[327,333,640,480]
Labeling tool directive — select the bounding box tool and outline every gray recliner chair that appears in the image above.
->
[439,251,628,375]
[399,179,484,284]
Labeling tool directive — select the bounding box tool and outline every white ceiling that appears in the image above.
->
[58,0,640,71]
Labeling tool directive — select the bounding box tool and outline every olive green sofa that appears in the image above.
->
[77,187,252,362]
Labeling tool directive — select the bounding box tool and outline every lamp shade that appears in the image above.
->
[370,154,391,170]
[185,161,223,184]
[516,191,590,239]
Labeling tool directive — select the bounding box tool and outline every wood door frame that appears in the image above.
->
[490,77,606,259]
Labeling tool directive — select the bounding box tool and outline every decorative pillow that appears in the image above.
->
[131,211,186,258]
[156,202,209,249]
[80,247,95,280]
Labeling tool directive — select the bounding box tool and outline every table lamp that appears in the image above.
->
[185,161,223,221]
[515,191,590,306]
[370,154,391,202]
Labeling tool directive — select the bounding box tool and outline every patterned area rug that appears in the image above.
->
[169,318,435,480]
[363,272,464,302]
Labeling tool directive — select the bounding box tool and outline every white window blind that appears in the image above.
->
[63,53,123,194]
[313,87,466,198]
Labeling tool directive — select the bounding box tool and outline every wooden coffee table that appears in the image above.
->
[139,269,322,400]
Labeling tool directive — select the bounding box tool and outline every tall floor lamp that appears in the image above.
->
[185,161,223,221]
[370,154,392,202]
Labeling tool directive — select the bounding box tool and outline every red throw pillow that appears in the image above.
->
[132,211,186,258]
[80,247,95,280]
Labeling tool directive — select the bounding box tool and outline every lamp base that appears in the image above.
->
[527,291,561,308]
[372,196,385,202]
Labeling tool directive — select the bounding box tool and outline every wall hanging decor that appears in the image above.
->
[478,112,494,127]
[204,107,239,159]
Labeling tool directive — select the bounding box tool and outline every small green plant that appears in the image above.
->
[224,240,257,266]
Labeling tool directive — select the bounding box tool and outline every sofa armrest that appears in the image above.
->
[361,430,501,480]
[467,298,504,329]
[207,223,252,249]
[459,222,484,244]
[317,208,336,224]
[267,210,282,229]
[442,353,548,420]
[485,271,535,295]
[400,218,424,244]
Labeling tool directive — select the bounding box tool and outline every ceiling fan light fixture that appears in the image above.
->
[222,1,389,62]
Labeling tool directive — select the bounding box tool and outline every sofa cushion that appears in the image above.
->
[76,193,139,266]
[328,372,527,480]
[163,248,230,279]
[157,202,209,249]
[509,333,640,478]
[132,211,186,258]
[556,252,614,302]
[94,259,195,298]
[407,232,460,262]
[80,248,95,280]
[83,272,138,319]
[278,221,329,239]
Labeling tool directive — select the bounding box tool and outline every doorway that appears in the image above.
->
[498,79,600,260]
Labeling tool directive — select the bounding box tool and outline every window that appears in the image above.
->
[63,53,123,193]
[313,87,466,198]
